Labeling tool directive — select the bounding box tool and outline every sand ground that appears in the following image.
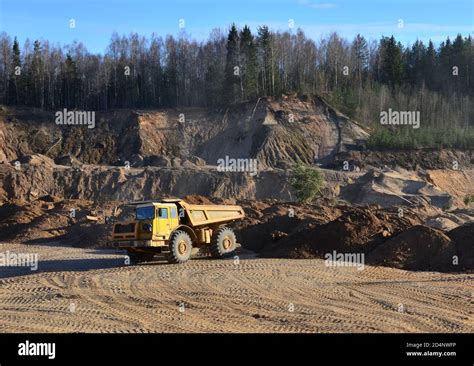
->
[0,242,472,333]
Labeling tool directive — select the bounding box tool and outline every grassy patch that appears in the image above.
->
[366,127,474,150]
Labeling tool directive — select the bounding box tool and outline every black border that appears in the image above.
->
[0,333,472,362]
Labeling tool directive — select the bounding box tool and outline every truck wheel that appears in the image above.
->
[167,230,193,264]
[211,227,237,258]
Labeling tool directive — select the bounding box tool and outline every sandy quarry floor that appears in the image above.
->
[0,242,472,333]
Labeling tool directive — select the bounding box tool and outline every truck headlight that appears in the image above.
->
[142,223,152,233]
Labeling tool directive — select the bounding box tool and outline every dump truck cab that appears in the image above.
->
[135,202,180,241]
[114,200,185,247]
[111,199,245,264]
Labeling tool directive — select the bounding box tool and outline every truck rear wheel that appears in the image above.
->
[167,230,193,264]
[211,226,237,258]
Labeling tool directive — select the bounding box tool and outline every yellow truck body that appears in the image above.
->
[111,199,245,263]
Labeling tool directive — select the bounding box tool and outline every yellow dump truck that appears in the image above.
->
[111,199,245,264]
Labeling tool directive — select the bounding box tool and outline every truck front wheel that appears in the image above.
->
[167,230,193,264]
[211,226,237,258]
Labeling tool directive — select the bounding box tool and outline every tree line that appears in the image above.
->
[0,25,472,129]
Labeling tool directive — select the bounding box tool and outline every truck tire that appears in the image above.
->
[167,230,193,264]
[211,226,237,258]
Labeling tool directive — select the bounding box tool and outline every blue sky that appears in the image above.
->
[0,0,472,53]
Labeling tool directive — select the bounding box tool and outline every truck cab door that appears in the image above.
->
[156,207,171,239]
[169,206,179,230]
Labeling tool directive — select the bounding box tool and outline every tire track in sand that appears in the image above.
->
[0,243,472,333]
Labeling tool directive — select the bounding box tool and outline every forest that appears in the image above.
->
[0,25,472,148]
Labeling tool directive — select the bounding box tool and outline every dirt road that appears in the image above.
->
[0,242,472,333]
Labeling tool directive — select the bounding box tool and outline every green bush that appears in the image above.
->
[464,194,474,206]
[290,163,324,203]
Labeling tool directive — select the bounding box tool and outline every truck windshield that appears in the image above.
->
[136,206,155,220]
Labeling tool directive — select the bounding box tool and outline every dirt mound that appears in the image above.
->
[182,194,215,205]
[341,169,453,209]
[0,200,70,242]
[260,205,422,258]
[425,169,474,207]
[57,200,137,247]
[425,216,460,231]
[0,195,471,272]
[14,154,56,167]
[424,208,474,230]
[447,222,474,270]
[59,221,115,247]
[0,198,125,244]
[236,201,342,252]
[366,225,457,271]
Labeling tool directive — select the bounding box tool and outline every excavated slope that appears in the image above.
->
[0,96,368,169]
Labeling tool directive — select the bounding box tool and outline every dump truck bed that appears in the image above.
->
[179,201,245,227]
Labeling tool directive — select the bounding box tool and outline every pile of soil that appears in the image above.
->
[18,154,56,167]
[0,193,471,272]
[182,194,215,205]
[0,197,124,244]
[235,201,342,252]
[0,199,60,242]
[58,200,133,248]
[447,222,474,270]
[366,225,457,272]
[59,221,115,248]
[259,205,422,258]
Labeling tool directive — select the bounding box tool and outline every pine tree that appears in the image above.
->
[406,40,426,86]
[380,36,404,86]
[423,40,437,89]
[465,35,473,95]
[257,25,273,95]
[452,34,466,93]
[438,38,453,92]
[223,24,240,104]
[239,25,258,101]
